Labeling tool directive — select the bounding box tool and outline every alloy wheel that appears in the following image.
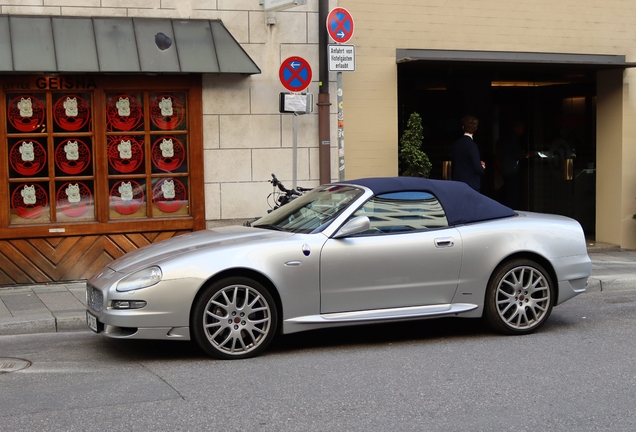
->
[195,280,276,359]
[494,265,551,331]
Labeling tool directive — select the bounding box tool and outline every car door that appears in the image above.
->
[319,191,463,314]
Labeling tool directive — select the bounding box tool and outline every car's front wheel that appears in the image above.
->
[192,277,277,360]
[484,259,554,335]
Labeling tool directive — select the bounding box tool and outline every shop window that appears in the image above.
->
[6,91,95,225]
[105,91,189,220]
[2,76,203,236]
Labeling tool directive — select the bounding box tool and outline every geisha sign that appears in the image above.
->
[2,76,97,91]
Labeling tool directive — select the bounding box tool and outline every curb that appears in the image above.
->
[0,313,88,336]
[0,314,56,336]
[56,311,90,332]
[586,275,636,293]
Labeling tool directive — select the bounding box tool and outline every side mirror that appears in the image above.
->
[333,216,371,239]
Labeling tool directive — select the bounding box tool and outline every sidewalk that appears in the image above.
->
[1,243,635,336]
[0,281,87,335]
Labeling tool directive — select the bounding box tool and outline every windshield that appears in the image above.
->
[252,185,364,233]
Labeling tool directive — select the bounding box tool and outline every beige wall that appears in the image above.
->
[596,69,623,245]
[341,0,636,247]
[620,68,636,249]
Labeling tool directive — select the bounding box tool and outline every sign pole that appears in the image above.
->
[279,57,313,189]
[293,112,298,188]
[327,7,354,181]
[337,71,345,180]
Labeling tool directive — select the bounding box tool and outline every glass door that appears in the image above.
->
[526,83,596,235]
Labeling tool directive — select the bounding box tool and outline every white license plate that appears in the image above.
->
[86,311,99,333]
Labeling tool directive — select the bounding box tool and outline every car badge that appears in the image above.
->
[302,244,311,256]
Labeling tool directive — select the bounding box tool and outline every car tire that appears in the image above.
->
[484,259,554,335]
[191,277,278,360]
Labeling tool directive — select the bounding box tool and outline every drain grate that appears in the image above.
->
[0,357,32,373]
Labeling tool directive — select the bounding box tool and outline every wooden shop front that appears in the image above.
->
[0,74,205,284]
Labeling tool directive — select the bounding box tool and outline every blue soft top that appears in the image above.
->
[340,177,515,226]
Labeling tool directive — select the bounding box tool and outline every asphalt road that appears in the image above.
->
[1,284,635,432]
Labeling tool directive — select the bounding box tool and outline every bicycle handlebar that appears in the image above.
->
[270,173,303,195]
[266,173,313,211]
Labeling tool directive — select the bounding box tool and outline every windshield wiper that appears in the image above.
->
[253,224,287,232]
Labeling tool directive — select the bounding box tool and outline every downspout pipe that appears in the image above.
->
[318,0,331,184]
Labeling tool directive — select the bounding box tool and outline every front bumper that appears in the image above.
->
[85,270,193,341]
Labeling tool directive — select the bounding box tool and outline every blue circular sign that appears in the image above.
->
[279,56,313,92]
[327,7,355,44]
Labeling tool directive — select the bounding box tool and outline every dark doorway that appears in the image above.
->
[398,61,596,235]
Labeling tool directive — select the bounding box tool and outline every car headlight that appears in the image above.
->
[116,266,162,292]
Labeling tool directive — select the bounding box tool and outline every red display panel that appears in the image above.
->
[9,140,47,177]
[11,183,49,219]
[106,94,143,132]
[7,95,46,133]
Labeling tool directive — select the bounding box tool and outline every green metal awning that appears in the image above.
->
[0,15,261,74]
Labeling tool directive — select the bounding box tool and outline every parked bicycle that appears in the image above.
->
[244,174,313,226]
[267,173,312,212]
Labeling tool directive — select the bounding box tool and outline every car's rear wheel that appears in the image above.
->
[484,259,553,335]
[192,277,277,360]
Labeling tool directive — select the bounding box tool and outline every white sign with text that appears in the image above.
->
[328,44,355,72]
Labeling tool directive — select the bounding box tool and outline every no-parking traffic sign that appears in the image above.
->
[279,56,312,92]
[327,7,354,44]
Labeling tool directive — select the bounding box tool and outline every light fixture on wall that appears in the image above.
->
[155,32,173,51]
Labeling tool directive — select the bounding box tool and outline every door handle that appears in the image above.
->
[434,237,454,248]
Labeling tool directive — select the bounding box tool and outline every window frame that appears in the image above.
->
[0,75,205,240]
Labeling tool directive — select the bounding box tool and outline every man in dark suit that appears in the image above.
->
[451,115,485,191]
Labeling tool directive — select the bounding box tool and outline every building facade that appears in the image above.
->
[0,0,337,283]
[1,0,635,284]
[339,0,636,249]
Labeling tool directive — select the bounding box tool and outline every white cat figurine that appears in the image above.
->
[116,97,130,117]
[161,180,176,199]
[66,184,81,203]
[21,185,36,205]
[118,182,133,201]
[117,140,132,159]
[64,141,79,161]
[19,142,35,162]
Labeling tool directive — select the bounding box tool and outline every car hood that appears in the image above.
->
[107,226,293,273]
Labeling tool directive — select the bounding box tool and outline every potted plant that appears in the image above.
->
[399,112,432,178]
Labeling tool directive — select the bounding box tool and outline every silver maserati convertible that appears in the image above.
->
[86,177,591,359]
